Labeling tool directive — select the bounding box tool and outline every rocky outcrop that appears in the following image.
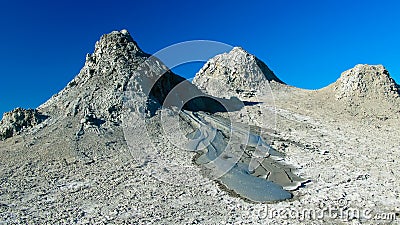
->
[332,64,399,102]
[193,47,283,99]
[0,108,47,140]
[315,64,400,118]
[38,29,150,123]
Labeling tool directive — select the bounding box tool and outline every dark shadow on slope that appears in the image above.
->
[147,70,246,115]
[242,101,262,106]
[36,114,49,122]
[255,58,285,84]
[84,114,106,127]
[184,96,244,113]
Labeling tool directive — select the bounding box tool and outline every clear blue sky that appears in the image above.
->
[1,0,399,116]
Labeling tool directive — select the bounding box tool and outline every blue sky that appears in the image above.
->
[1,0,399,116]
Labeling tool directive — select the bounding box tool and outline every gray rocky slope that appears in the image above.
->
[1,30,400,224]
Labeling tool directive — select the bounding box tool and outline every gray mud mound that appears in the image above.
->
[332,64,399,102]
[193,47,284,99]
[320,64,400,118]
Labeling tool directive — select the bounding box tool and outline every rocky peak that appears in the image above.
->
[193,47,283,99]
[91,29,145,60]
[333,64,399,102]
[38,30,152,122]
[229,46,251,57]
[1,30,150,140]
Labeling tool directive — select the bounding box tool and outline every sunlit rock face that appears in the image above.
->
[0,108,47,140]
[193,47,284,99]
[332,64,399,101]
[321,64,400,117]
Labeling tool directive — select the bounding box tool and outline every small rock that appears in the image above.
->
[0,108,48,140]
